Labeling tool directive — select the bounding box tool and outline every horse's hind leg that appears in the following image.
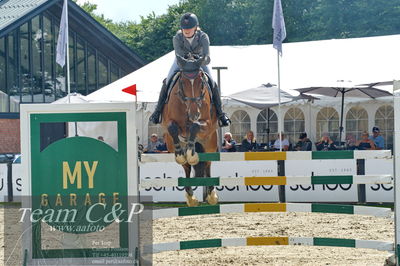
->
[183,164,198,207]
[186,122,200,165]
[168,121,187,165]
[204,161,218,205]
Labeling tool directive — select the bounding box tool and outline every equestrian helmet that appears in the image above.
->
[180,13,198,29]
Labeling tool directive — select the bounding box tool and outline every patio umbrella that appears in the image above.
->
[295,82,392,145]
[357,81,394,87]
[227,83,315,146]
[227,83,298,109]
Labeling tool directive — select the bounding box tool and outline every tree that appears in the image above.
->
[76,0,400,62]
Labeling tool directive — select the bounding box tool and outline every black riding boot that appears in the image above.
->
[211,83,231,127]
[149,79,168,124]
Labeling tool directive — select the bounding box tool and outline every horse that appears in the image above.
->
[161,65,218,207]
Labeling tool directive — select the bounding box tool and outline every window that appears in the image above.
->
[110,61,119,83]
[20,22,32,102]
[87,45,96,93]
[98,54,108,88]
[346,106,368,140]
[284,107,305,144]
[316,107,339,141]
[230,110,251,142]
[43,14,55,102]
[375,105,394,149]
[68,33,76,93]
[256,108,277,144]
[120,69,127,78]
[32,16,43,102]
[76,37,86,94]
[8,30,19,111]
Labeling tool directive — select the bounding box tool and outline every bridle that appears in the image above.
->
[177,71,207,121]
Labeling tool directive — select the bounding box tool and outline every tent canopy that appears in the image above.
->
[227,83,297,109]
[85,34,400,103]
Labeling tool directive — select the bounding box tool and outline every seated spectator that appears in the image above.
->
[294,132,312,151]
[315,133,337,151]
[222,132,237,152]
[369,126,385,150]
[155,142,168,153]
[241,130,258,151]
[144,133,163,153]
[356,131,376,150]
[273,133,290,151]
[345,133,357,150]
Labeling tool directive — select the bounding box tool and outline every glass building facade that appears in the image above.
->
[0,11,130,113]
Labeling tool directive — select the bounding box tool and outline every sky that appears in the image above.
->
[76,0,182,23]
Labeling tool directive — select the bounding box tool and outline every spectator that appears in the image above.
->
[241,130,258,151]
[273,133,290,151]
[294,132,312,151]
[315,133,337,151]
[156,142,168,153]
[144,133,163,153]
[369,127,385,150]
[157,133,169,153]
[222,132,237,152]
[345,134,357,150]
[355,131,376,150]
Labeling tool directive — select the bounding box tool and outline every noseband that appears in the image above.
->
[177,71,207,109]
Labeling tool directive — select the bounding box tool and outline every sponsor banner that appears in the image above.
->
[140,162,203,202]
[0,164,8,200]
[11,164,22,197]
[3,159,394,203]
[365,159,394,202]
[0,164,22,201]
[140,161,279,202]
[285,160,358,202]
[211,161,279,202]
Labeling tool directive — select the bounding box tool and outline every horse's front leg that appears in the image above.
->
[204,161,218,205]
[183,164,198,207]
[186,122,201,165]
[168,121,187,165]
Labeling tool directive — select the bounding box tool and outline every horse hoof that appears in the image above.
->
[186,150,199,165]
[185,193,199,207]
[206,190,219,205]
[175,154,187,165]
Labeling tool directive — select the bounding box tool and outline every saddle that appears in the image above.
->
[165,71,214,104]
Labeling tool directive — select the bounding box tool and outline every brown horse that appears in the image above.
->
[161,69,218,207]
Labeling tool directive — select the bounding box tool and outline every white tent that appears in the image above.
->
[86,34,400,103]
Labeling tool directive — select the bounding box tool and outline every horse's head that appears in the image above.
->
[177,70,209,122]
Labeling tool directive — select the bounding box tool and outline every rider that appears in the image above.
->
[149,12,231,127]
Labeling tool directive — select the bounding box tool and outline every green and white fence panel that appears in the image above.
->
[151,237,394,254]
[151,203,392,219]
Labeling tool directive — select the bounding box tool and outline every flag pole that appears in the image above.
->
[272,0,286,152]
[277,51,282,151]
[56,0,70,103]
[65,0,71,103]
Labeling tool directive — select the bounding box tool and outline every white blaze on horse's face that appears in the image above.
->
[178,72,206,123]
[187,78,201,122]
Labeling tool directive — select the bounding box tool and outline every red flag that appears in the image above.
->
[122,84,137,95]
